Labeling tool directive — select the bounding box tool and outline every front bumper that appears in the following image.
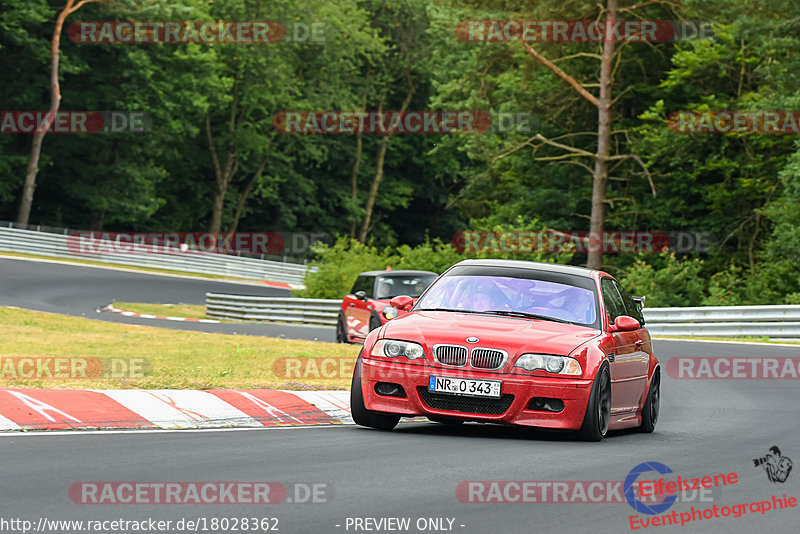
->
[361,357,594,430]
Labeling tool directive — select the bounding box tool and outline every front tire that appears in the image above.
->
[368,313,382,332]
[336,312,349,343]
[577,363,611,441]
[639,369,660,433]
[350,353,400,431]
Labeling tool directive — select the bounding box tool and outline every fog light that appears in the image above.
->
[528,397,565,412]
[375,382,406,398]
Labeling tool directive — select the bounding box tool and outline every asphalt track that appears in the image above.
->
[0,256,334,341]
[2,340,799,533]
[2,256,800,532]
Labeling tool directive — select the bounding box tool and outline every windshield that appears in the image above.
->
[416,274,597,326]
[374,274,437,299]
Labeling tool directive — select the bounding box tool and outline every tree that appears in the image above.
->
[356,0,432,243]
[427,0,676,268]
[203,0,384,234]
[516,0,661,268]
[17,0,103,225]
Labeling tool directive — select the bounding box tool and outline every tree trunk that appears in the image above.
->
[358,137,389,242]
[587,0,617,270]
[523,0,621,270]
[358,75,415,242]
[349,131,363,239]
[205,111,238,234]
[209,190,225,235]
[229,153,269,235]
[349,85,368,239]
[89,211,105,231]
[18,0,94,224]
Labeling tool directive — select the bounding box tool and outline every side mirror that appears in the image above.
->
[354,290,367,301]
[609,315,641,332]
[390,295,414,312]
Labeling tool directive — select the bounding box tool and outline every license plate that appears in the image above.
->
[428,375,501,398]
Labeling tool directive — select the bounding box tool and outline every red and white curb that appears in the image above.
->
[262,280,305,290]
[97,304,220,323]
[0,389,351,431]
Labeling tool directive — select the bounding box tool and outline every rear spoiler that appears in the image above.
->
[632,295,646,309]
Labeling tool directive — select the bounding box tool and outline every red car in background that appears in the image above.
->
[350,259,659,441]
[337,270,438,344]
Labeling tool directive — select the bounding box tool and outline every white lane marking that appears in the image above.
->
[654,338,800,348]
[0,424,348,436]
[0,419,427,436]
[283,390,353,424]
[100,390,262,429]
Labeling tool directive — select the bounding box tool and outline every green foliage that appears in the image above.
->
[619,253,707,308]
[296,239,397,299]
[299,217,574,298]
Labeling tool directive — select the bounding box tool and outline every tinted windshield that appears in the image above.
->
[416,274,598,326]
[374,274,437,299]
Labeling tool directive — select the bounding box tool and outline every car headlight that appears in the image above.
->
[382,306,397,320]
[514,354,582,376]
[371,339,425,360]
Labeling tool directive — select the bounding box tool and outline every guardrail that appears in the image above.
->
[642,305,800,340]
[203,295,800,339]
[0,225,310,284]
[205,294,339,325]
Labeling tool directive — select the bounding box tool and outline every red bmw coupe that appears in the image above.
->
[350,259,660,441]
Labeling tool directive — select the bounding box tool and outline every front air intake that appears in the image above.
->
[470,348,507,370]
[433,344,468,367]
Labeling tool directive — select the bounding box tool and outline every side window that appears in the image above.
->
[350,276,374,296]
[615,280,645,325]
[601,277,626,325]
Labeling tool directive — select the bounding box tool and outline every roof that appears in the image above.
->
[358,270,439,277]
[451,259,595,278]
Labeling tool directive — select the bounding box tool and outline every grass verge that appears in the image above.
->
[0,307,358,390]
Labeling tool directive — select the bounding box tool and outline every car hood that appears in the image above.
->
[381,310,601,356]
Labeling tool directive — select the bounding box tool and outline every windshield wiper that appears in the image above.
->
[481,310,572,324]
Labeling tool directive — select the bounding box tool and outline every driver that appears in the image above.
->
[564,288,594,323]
[464,278,501,311]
